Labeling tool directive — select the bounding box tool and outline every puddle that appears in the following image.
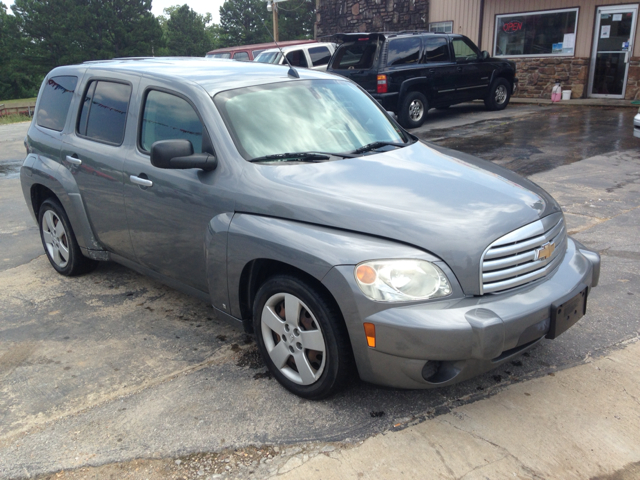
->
[0,161,22,179]
[418,106,638,175]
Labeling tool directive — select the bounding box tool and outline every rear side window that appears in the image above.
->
[252,49,265,57]
[286,50,308,68]
[387,37,421,66]
[77,81,132,145]
[332,42,377,69]
[423,37,451,62]
[234,51,250,61]
[309,46,331,67]
[36,76,78,131]
[140,90,203,154]
[209,53,231,59]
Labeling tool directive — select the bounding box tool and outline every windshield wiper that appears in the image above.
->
[249,151,356,163]
[351,141,407,154]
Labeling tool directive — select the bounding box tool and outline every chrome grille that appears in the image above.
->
[481,213,567,294]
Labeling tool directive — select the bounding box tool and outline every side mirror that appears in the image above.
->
[150,139,217,171]
[481,51,490,60]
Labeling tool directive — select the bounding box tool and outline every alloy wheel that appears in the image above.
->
[260,292,327,385]
[41,210,70,268]
[495,84,508,105]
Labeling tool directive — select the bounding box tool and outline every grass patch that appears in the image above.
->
[0,97,37,108]
[0,114,32,125]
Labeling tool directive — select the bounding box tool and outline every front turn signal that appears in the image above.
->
[364,322,376,348]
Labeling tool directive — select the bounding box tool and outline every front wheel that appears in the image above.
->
[253,275,352,399]
[484,78,511,111]
[399,91,428,129]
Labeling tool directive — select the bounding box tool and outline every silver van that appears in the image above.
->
[21,58,600,399]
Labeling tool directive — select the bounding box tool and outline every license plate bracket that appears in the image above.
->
[547,285,588,339]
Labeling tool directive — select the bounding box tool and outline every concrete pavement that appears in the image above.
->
[269,339,640,480]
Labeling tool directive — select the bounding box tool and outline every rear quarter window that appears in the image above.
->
[36,76,78,132]
[332,42,377,69]
[387,37,421,66]
[423,37,451,62]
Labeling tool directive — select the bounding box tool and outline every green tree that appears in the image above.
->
[276,0,315,41]
[87,0,163,58]
[219,0,272,47]
[0,1,39,99]
[165,4,211,56]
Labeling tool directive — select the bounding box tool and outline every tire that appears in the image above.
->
[399,91,428,129]
[484,78,511,111]
[253,274,352,399]
[38,198,98,276]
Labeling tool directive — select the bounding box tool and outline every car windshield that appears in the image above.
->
[213,79,407,161]
[254,51,282,64]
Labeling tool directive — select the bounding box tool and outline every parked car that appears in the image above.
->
[327,32,518,128]
[21,58,599,399]
[634,107,640,137]
[254,42,337,71]
[206,40,317,61]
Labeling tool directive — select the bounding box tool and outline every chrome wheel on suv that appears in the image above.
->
[399,91,428,129]
[485,78,511,111]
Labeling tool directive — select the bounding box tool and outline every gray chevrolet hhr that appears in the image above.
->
[21,58,600,399]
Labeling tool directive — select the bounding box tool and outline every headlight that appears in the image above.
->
[354,259,452,302]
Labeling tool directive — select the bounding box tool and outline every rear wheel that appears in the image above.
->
[484,78,511,111]
[253,275,352,399]
[399,91,428,129]
[38,198,97,276]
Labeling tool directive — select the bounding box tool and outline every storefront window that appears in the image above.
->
[494,8,579,57]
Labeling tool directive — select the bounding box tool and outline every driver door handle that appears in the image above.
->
[130,175,153,187]
[65,155,82,165]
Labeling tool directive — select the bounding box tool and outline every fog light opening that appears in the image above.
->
[421,360,441,381]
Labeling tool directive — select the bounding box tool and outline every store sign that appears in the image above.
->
[502,20,523,33]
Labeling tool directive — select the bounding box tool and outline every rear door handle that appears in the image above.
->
[130,175,153,187]
[457,66,462,71]
[429,69,435,73]
[65,155,82,165]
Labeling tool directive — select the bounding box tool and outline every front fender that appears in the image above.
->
[21,153,105,254]
[225,213,442,319]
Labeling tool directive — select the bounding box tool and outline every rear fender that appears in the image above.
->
[21,153,105,255]
[398,77,429,107]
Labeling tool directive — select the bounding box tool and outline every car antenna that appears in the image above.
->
[259,17,300,79]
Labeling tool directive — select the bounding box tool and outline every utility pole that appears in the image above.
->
[273,2,279,42]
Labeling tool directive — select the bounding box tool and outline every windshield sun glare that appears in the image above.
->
[214,80,406,161]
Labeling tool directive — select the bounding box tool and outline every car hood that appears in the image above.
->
[237,141,560,294]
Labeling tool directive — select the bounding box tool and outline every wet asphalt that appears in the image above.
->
[416,103,639,176]
[1,106,639,478]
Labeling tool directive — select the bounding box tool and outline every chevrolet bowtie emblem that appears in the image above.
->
[535,242,555,261]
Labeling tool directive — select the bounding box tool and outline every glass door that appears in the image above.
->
[588,5,638,98]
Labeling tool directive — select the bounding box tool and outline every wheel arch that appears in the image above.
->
[21,154,104,253]
[238,258,341,333]
[398,77,430,108]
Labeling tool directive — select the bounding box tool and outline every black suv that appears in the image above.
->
[327,32,518,128]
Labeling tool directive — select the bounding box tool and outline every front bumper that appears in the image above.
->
[323,237,600,389]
